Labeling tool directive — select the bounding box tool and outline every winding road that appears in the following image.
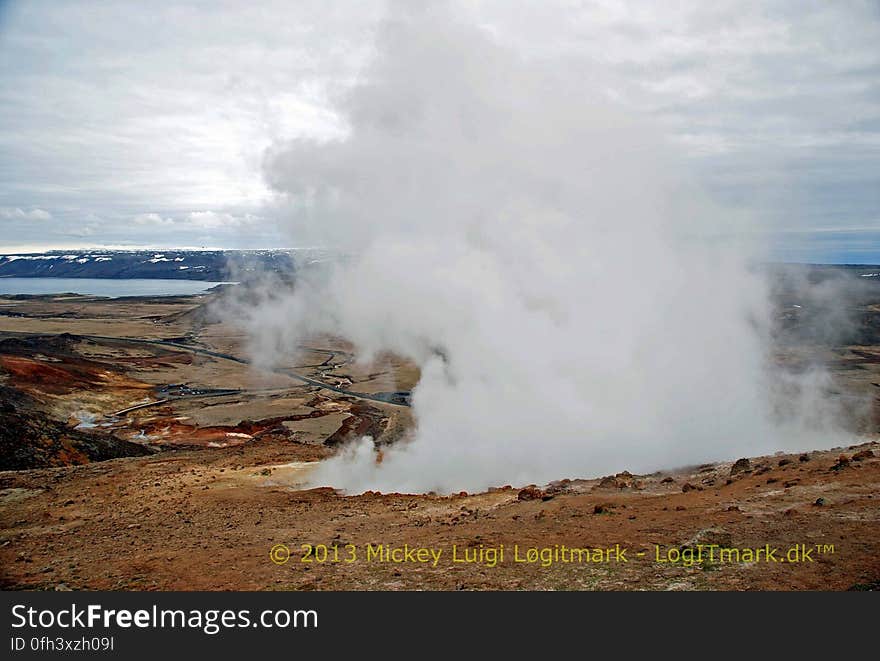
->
[1,330,411,408]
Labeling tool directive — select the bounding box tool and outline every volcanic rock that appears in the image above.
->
[730,458,751,476]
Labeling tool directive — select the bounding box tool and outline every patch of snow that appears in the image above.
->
[178,265,190,270]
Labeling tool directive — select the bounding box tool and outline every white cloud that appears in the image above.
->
[131,209,258,229]
[132,212,175,227]
[187,210,243,229]
[0,207,51,221]
[0,1,877,257]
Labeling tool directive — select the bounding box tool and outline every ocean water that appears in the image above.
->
[0,277,230,298]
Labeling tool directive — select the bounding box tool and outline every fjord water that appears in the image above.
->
[0,277,227,297]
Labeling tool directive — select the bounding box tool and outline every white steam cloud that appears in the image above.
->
[251,2,842,493]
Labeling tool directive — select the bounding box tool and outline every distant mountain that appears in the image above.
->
[0,250,312,281]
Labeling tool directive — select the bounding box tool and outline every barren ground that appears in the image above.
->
[1,290,879,590]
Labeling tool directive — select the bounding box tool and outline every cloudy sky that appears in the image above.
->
[0,0,878,261]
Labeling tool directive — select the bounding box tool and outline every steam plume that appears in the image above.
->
[252,2,842,493]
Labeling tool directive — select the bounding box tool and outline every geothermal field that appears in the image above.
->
[1,2,879,597]
[0,266,878,591]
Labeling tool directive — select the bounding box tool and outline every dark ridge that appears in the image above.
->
[0,386,152,470]
[0,250,299,281]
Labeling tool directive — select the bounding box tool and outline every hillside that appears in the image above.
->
[0,250,301,281]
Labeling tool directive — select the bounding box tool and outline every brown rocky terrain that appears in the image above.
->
[0,286,878,590]
[0,386,151,470]
[1,438,877,590]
